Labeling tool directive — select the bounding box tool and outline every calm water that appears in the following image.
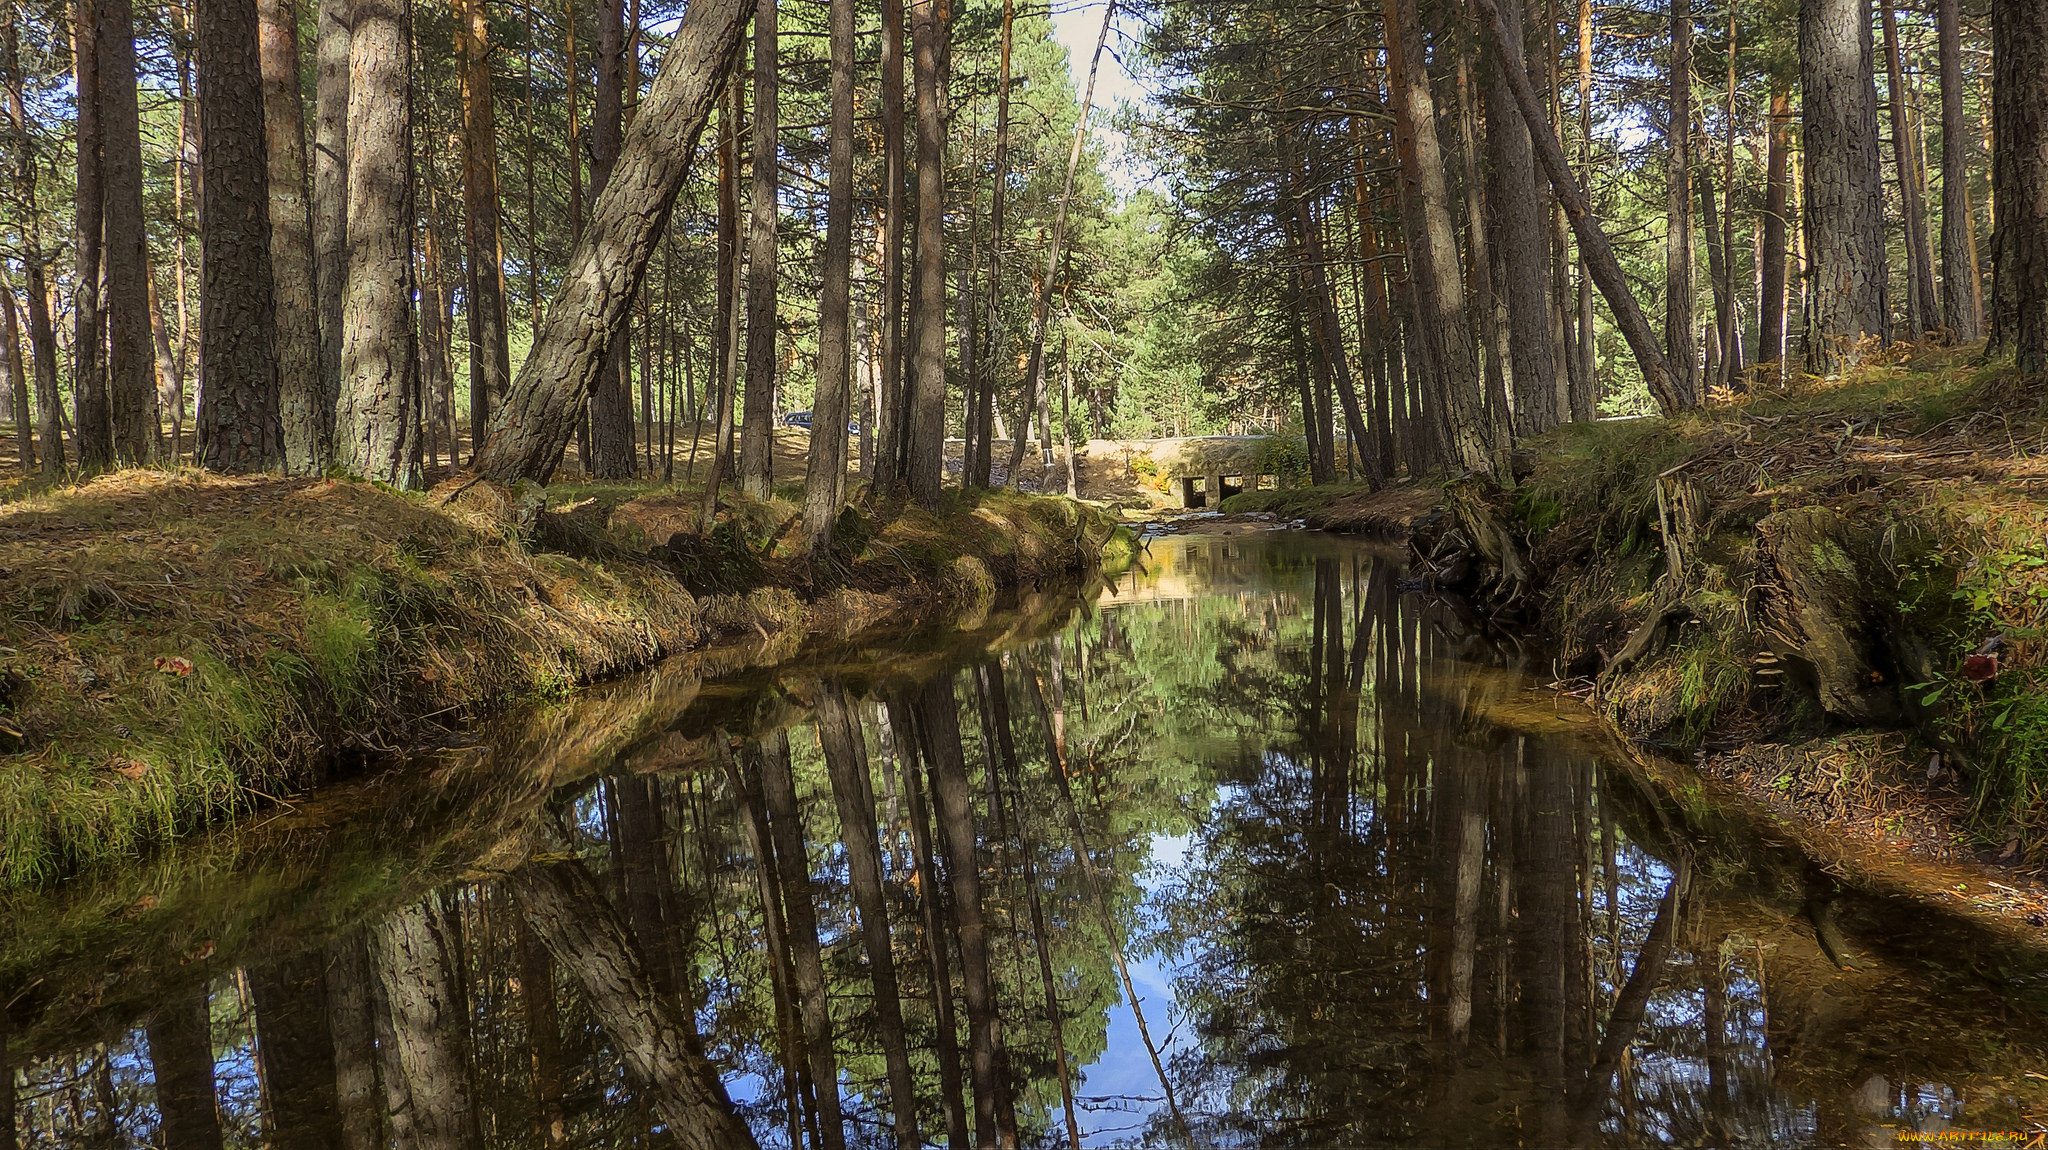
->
[4,531,2046,1148]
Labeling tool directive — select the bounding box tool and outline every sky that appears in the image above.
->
[1047,0,1153,197]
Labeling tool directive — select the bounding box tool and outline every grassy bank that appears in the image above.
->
[0,469,1131,889]
[1484,351,2048,865]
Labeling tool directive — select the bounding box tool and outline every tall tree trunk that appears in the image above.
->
[3,275,32,474]
[869,0,906,491]
[2,15,63,476]
[1883,1,1937,339]
[740,0,780,500]
[1760,80,1792,375]
[99,0,156,463]
[1485,0,1559,434]
[250,955,345,1150]
[261,0,325,471]
[723,748,811,1150]
[816,681,921,1150]
[1992,0,2048,376]
[1937,0,1982,342]
[1005,0,1110,488]
[456,0,511,456]
[904,0,948,507]
[73,0,111,470]
[509,858,761,1150]
[1719,4,1743,386]
[1700,164,1732,392]
[314,0,350,426]
[1473,0,1685,413]
[889,699,972,1150]
[370,897,480,1150]
[1383,0,1496,471]
[969,0,1012,488]
[700,77,742,514]
[801,0,853,552]
[1574,0,1599,419]
[148,265,184,446]
[1667,0,1696,401]
[516,922,567,1149]
[1800,0,1891,373]
[613,775,679,996]
[471,0,747,480]
[148,987,226,1150]
[332,0,418,485]
[195,0,284,472]
[585,0,637,477]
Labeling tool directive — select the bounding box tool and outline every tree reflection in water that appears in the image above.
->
[4,533,2046,1149]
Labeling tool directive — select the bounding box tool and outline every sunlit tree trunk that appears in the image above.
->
[100,0,156,463]
[1666,0,1696,401]
[2,276,32,474]
[904,0,948,506]
[738,0,779,499]
[1937,0,1982,342]
[1801,0,1891,372]
[801,0,853,552]
[700,77,743,514]
[148,987,225,1150]
[473,0,748,480]
[585,0,636,477]
[314,0,350,423]
[195,0,285,472]
[1760,81,1792,377]
[73,0,111,470]
[259,0,323,470]
[2,7,64,476]
[1883,1,1937,339]
[457,0,511,449]
[1484,0,1558,433]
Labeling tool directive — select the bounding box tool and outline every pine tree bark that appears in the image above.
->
[99,0,157,463]
[1937,0,1981,342]
[871,0,906,490]
[1666,0,1696,401]
[1484,0,1559,434]
[1473,0,1685,413]
[261,0,325,471]
[904,0,948,507]
[2,276,30,473]
[1384,0,1495,471]
[3,15,63,476]
[1883,0,1937,339]
[699,77,743,512]
[585,0,637,477]
[314,0,350,423]
[801,0,852,553]
[1760,81,1792,376]
[1800,0,1891,372]
[332,0,417,485]
[457,0,512,455]
[757,733,847,1150]
[740,0,779,499]
[508,857,760,1150]
[969,0,1013,488]
[888,698,972,1150]
[195,0,284,472]
[1992,0,2048,377]
[470,0,747,481]
[249,954,346,1150]
[323,935,383,1150]
[73,0,111,470]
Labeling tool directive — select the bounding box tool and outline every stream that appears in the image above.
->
[3,530,2045,1148]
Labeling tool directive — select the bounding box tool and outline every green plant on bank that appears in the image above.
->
[1251,433,1311,481]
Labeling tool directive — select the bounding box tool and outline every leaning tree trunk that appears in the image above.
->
[194,0,284,473]
[801,0,853,554]
[1472,0,1684,414]
[471,0,749,482]
[332,0,418,486]
[1937,0,1982,343]
[99,0,158,464]
[737,0,779,500]
[508,857,760,1150]
[261,0,325,472]
[1993,0,2048,376]
[1800,0,1891,374]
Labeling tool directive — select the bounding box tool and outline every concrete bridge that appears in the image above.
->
[1085,435,1297,508]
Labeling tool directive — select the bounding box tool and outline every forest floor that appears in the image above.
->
[0,462,1131,890]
